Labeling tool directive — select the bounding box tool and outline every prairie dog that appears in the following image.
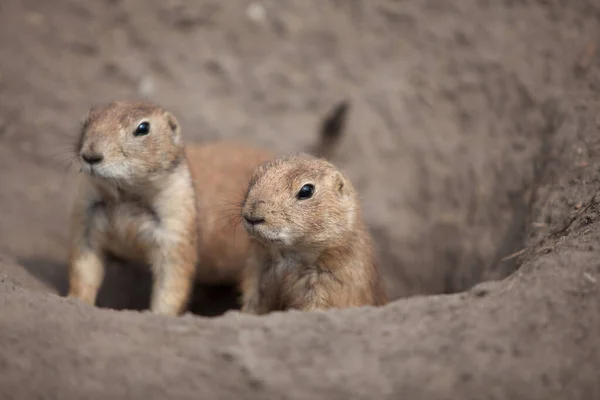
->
[68,101,198,315]
[240,154,387,314]
[67,100,348,315]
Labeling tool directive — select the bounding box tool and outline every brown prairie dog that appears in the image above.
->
[68,100,348,315]
[240,154,387,314]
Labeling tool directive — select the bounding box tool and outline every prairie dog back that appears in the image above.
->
[186,141,273,284]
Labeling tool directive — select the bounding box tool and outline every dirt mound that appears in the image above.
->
[0,0,599,398]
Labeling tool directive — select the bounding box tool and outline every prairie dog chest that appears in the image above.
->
[259,252,319,308]
[88,199,160,261]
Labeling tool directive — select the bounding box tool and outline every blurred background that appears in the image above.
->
[0,0,597,315]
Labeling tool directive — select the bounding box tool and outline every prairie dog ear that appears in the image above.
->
[333,171,350,199]
[163,111,181,143]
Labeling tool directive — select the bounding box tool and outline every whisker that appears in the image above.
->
[213,209,243,221]
[214,216,243,232]
[196,203,239,212]
[220,214,244,234]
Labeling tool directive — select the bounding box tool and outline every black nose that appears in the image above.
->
[81,152,104,165]
[244,215,265,226]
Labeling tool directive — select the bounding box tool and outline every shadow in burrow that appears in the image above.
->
[18,256,240,317]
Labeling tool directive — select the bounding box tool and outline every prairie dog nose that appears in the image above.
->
[81,152,104,165]
[243,214,265,226]
[243,199,267,225]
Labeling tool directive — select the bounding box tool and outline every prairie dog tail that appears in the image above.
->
[311,100,350,159]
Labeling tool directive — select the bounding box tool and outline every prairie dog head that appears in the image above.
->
[241,154,358,249]
[76,101,183,187]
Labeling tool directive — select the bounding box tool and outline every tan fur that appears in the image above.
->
[186,142,272,284]
[68,100,348,315]
[239,154,387,314]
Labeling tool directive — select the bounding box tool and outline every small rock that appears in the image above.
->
[246,3,267,24]
[138,75,155,96]
[583,272,596,284]
[469,281,500,297]
[542,247,553,254]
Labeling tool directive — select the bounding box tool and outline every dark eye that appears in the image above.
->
[134,122,150,137]
[296,184,315,200]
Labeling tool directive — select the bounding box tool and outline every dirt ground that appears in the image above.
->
[0,0,599,398]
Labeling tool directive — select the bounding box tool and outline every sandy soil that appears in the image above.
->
[0,0,599,398]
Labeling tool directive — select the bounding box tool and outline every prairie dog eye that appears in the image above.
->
[296,184,315,200]
[134,121,150,137]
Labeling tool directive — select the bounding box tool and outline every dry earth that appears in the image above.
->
[0,0,599,398]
